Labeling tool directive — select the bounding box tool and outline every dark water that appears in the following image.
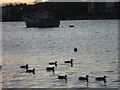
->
[1,20,119,88]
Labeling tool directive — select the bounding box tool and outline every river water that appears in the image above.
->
[1,20,119,88]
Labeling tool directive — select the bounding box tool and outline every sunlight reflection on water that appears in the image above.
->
[2,20,119,88]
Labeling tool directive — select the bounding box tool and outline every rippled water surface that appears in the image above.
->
[2,20,119,88]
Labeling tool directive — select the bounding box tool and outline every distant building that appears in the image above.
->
[87,2,117,14]
[88,2,95,14]
[105,2,115,13]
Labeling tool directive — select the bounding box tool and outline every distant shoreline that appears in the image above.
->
[1,19,119,22]
[2,14,119,22]
[1,13,119,22]
[1,2,120,21]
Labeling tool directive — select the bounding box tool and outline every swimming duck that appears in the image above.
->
[20,64,28,69]
[0,65,2,70]
[74,48,77,52]
[46,66,55,72]
[64,59,73,66]
[26,68,35,74]
[49,61,57,67]
[64,59,73,63]
[69,25,74,27]
[95,76,107,82]
[78,75,89,82]
[58,75,67,80]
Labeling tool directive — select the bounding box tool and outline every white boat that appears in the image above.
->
[23,11,60,28]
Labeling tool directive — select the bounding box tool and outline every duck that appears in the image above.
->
[74,48,77,52]
[58,75,67,80]
[46,66,55,72]
[20,64,28,69]
[78,75,89,82]
[69,25,74,27]
[26,68,35,74]
[0,65,2,69]
[95,76,107,82]
[49,61,57,67]
[64,59,73,66]
[64,59,73,63]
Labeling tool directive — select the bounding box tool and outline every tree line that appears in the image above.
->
[2,2,120,21]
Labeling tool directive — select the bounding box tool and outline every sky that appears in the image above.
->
[0,0,120,4]
[0,0,47,4]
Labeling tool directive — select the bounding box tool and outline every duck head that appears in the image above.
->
[104,76,107,78]
[86,75,89,78]
[65,75,67,77]
[71,59,73,63]
[33,68,35,71]
[26,64,28,67]
[71,59,73,61]
[65,75,67,80]
[55,61,57,63]
[55,63,57,67]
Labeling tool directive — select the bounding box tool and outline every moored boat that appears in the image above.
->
[23,11,60,28]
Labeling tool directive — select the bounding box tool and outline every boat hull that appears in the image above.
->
[23,16,60,28]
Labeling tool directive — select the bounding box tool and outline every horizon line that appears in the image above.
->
[0,0,119,5]
[0,2,35,4]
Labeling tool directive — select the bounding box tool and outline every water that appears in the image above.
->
[1,20,119,88]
